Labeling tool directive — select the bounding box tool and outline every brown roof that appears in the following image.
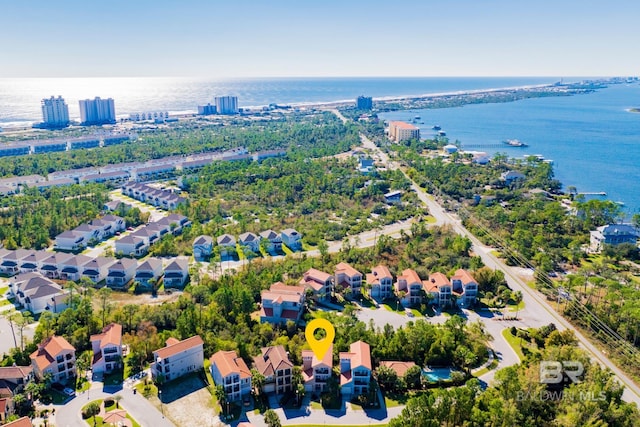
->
[400,269,421,285]
[335,262,361,277]
[253,345,293,377]
[210,350,251,379]
[4,417,32,427]
[90,323,122,349]
[30,336,75,372]
[302,343,333,369]
[424,272,450,293]
[389,121,419,130]
[302,268,332,284]
[379,361,416,377]
[153,335,203,360]
[371,265,392,280]
[0,366,32,381]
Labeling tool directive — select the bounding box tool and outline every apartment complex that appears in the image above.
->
[388,121,420,142]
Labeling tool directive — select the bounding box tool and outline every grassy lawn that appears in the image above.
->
[0,299,11,307]
[473,357,499,377]
[507,300,525,312]
[103,370,124,386]
[282,244,294,256]
[382,302,404,314]
[501,328,525,361]
[410,308,423,317]
[287,425,386,427]
[309,400,323,410]
[0,285,8,294]
[385,390,427,408]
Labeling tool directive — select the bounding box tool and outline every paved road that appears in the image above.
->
[352,120,640,405]
[54,382,176,427]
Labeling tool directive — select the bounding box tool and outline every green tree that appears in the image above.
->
[85,401,101,426]
[263,409,281,427]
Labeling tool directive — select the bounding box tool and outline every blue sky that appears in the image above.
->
[2,0,638,77]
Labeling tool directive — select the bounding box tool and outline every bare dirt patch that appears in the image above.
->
[160,374,216,427]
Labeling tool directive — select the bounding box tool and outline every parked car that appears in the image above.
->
[63,387,75,396]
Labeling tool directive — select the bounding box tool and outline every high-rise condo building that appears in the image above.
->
[388,121,420,142]
[214,96,239,115]
[356,96,373,110]
[79,97,116,125]
[41,96,70,128]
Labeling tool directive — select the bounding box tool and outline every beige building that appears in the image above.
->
[30,336,76,384]
[388,121,420,142]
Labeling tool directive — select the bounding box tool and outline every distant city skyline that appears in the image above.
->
[2,0,638,78]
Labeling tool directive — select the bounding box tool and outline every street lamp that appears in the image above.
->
[158,389,163,417]
[50,296,57,313]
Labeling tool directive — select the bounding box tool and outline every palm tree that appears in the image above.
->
[4,312,18,349]
[512,291,523,320]
[85,401,100,427]
[214,384,226,414]
[250,369,265,397]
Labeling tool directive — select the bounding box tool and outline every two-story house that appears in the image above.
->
[259,230,282,253]
[192,235,213,261]
[239,232,260,253]
[335,262,362,297]
[115,235,148,257]
[106,258,137,289]
[451,269,478,308]
[30,335,76,384]
[90,323,123,374]
[367,265,393,301]
[395,268,423,307]
[210,350,252,402]
[424,272,452,308]
[135,258,164,291]
[0,249,31,276]
[299,268,333,302]
[151,335,204,383]
[59,254,92,281]
[163,259,189,288]
[19,251,49,274]
[252,345,293,395]
[40,252,74,280]
[339,341,371,398]
[281,229,302,251]
[260,282,305,325]
[302,344,333,394]
[216,234,237,258]
[0,366,32,399]
[81,256,113,283]
[590,223,639,252]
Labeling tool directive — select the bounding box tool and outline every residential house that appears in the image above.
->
[54,230,87,252]
[335,262,363,297]
[239,232,260,253]
[155,214,191,234]
[4,416,32,427]
[135,258,163,291]
[424,272,452,307]
[217,234,236,258]
[163,258,189,288]
[193,235,213,261]
[115,235,148,257]
[302,344,333,394]
[40,252,74,279]
[1,249,32,276]
[367,265,393,301]
[395,269,423,307]
[590,223,639,252]
[260,282,305,325]
[384,190,403,204]
[209,350,252,402]
[81,257,113,283]
[281,229,302,251]
[0,366,32,399]
[339,341,371,398]
[253,346,293,395]
[0,398,12,423]
[10,273,68,314]
[151,336,204,383]
[19,251,49,274]
[91,215,125,237]
[90,323,123,374]
[299,268,333,302]
[259,230,282,253]
[450,269,478,308]
[58,254,92,281]
[30,335,76,384]
[501,170,526,186]
[378,361,416,378]
[106,258,137,289]
[358,158,375,174]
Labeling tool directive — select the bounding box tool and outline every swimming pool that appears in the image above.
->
[423,367,458,382]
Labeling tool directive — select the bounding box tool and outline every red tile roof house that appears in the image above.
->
[299,268,333,302]
[379,361,417,378]
[210,350,252,402]
[366,265,393,302]
[424,272,452,308]
[339,341,372,398]
[4,416,33,427]
[30,335,76,384]
[0,366,33,399]
[450,269,479,308]
[334,262,362,297]
[90,323,123,375]
[395,268,423,307]
[302,344,333,394]
[260,282,306,325]
[253,346,294,395]
[151,336,204,383]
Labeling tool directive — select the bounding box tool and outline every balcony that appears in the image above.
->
[66,362,75,370]
[66,354,74,360]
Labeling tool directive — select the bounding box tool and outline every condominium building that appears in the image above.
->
[30,336,76,384]
[41,96,70,128]
[79,97,116,125]
[388,121,420,142]
[339,341,371,398]
[214,96,239,114]
[210,350,252,402]
[90,323,123,374]
[367,265,393,301]
[151,336,204,383]
[356,96,373,110]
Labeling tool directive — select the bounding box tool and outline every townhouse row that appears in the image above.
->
[260,264,479,325]
[213,228,302,259]
[121,182,185,210]
[54,215,126,252]
[114,214,191,257]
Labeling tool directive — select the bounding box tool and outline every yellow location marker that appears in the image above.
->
[305,318,335,361]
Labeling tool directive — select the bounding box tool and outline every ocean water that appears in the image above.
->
[379,83,640,215]
[0,76,556,128]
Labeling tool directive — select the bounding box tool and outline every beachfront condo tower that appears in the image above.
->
[214,96,239,115]
[79,97,116,125]
[41,96,70,128]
